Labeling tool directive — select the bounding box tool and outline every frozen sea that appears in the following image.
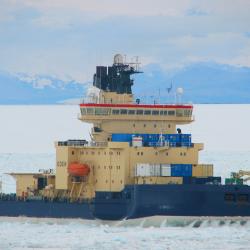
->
[0,104,250,250]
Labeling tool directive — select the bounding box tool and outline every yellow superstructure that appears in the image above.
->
[10,55,213,202]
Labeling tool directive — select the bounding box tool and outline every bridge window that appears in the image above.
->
[164,111,168,115]
[95,108,109,115]
[86,108,94,115]
[176,110,183,117]
[160,110,164,115]
[81,108,86,115]
[144,110,151,115]
[128,110,135,115]
[112,109,120,115]
[136,110,143,115]
[184,109,191,117]
[120,109,128,114]
[168,110,175,116]
[152,110,159,115]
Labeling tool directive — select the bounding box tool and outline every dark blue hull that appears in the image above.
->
[1,184,250,220]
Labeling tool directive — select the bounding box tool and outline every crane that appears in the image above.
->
[231,170,250,183]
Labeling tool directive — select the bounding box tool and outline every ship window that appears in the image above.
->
[154,124,157,128]
[141,152,143,156]
[164,111,168,115]
[91,152,95,155]
[238,194,249,203]
[168,124,171,128]
[152,110,159,115]
[160,110,164,115]
[155,152,158,155]
[136,110,143,115]
[133,124,136,128]
[95,108,109,115]
[72,151,74,155]
[128,110,135,115]
[86,108,94,115]
[224,193,235,202]
[120,109,128,114]
[144,124,146,127]
[168,110,175,116]
[144,110,151,115]
[166,152,168,156]
[81,108,86,115]
[112,109,120,115]
[112,180,114,183]
[176,110,183,117]
[184,109,190,117]
[137,152,140,155]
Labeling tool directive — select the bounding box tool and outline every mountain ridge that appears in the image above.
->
[0,62,250,104]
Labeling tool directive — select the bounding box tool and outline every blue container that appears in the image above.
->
[112,133,192,146]
[183,176,221,184]
[171,164,192,177]
[112,134,132,142]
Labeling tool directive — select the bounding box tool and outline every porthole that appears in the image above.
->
[137,152,140,156]
[141,152,143,156]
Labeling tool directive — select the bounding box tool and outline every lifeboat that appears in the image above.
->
[68,162,90,176]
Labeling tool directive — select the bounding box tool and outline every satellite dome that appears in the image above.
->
[114,54,123,65]
[176,87,184,95]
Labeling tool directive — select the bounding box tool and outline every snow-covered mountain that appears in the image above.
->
[0,72,87,104]
[0,62,250,104]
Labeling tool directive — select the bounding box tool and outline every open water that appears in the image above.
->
[0,105,250,249]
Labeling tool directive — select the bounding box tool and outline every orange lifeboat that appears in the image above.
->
[68,162,90,177]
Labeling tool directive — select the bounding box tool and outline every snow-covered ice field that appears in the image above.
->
[0,105,250,249]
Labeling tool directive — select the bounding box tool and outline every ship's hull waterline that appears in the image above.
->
[1,184,250,221]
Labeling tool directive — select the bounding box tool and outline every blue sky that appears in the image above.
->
[0,0,250,83]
